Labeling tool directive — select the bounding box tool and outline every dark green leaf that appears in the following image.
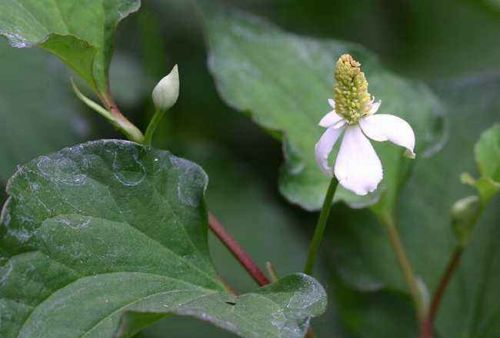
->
[197,1,444,211]
[0,140,326,338]
[0,0,140,93]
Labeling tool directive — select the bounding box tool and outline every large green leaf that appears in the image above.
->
[0,140,326,338]
[142,143,341,337]
[0,0,140,93]
[327,75,500,337]
[0,39,86,183]
[197,1,444,211]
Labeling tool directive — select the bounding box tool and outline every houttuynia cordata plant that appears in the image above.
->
[0,1,499,338]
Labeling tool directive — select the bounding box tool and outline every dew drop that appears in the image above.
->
[2,31,31,48]
[112,151,146,187]
[36,156,87,186]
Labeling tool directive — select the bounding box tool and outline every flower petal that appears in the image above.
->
[315,126,345,175]
[319,110,343,128]
[359,114,415,156]
[328,99,336,109]
[334,126,383,195]
[369,100,381,115]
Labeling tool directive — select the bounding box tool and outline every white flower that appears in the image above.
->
[152,65,179,110]
[315,98,415,195]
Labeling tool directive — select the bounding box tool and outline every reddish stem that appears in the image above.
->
[100,92,125,120]
[208,213,270,286]
[208,214,316,338]
[420,248,463,338]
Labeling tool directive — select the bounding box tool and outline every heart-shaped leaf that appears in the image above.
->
[0,0,140,94]
[0,140,326,338]
[197,1,444,211]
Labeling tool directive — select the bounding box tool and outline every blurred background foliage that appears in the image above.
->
[0,0,499,337]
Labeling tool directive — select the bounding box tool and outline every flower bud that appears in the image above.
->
[152,65,179,110]
[451,195,481,247]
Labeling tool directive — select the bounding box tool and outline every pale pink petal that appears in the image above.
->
[315,126,345,175]
[369,100,382,115]
[319,111,344,128]
[328,99,336,109]
[334,126,383,195]
[359,114,415,157]
[333,120,347,129]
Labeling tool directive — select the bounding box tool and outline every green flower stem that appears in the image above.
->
[304,177,339,275]
[380,214,425,321]
[144,108,167,146]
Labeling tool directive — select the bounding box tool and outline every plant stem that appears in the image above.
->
[208,213,270,286]
[420,247,463,338]
[99,92,145,143]
[304,177,339,275]
[144,108,167,145]
[380,214,425,321]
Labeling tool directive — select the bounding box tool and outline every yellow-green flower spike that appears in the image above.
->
[334,54,373,124]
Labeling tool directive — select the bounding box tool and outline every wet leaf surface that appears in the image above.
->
[0,140,326,338]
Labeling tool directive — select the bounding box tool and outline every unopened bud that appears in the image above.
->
[451,195,481,247]
[152,65,179,110]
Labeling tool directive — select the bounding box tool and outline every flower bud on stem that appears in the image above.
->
[145,65,180,145]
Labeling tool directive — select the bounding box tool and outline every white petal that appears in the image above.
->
[369,100,382,115]
[328,99,336,109]
[333,120,347,129]
[359,114,415,156]
[319,111,343,128]
[334,126,383,195]
[315,126,345,175]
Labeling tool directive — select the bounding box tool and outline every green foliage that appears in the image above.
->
[197,1,444,211]
[0,40,85,183]
[472,124,500,203]
[328,75,500,338]
[0,0,140,93]
[1,0,500,337]
[0,140,326,338]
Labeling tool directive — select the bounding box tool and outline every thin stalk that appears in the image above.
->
[208,213,270,286]
[99,91,144,143]
[144,108,167,145]
[380,214,425,321]
[71,80,144,143]
[304,177,339,275]
[420,247,463,338]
